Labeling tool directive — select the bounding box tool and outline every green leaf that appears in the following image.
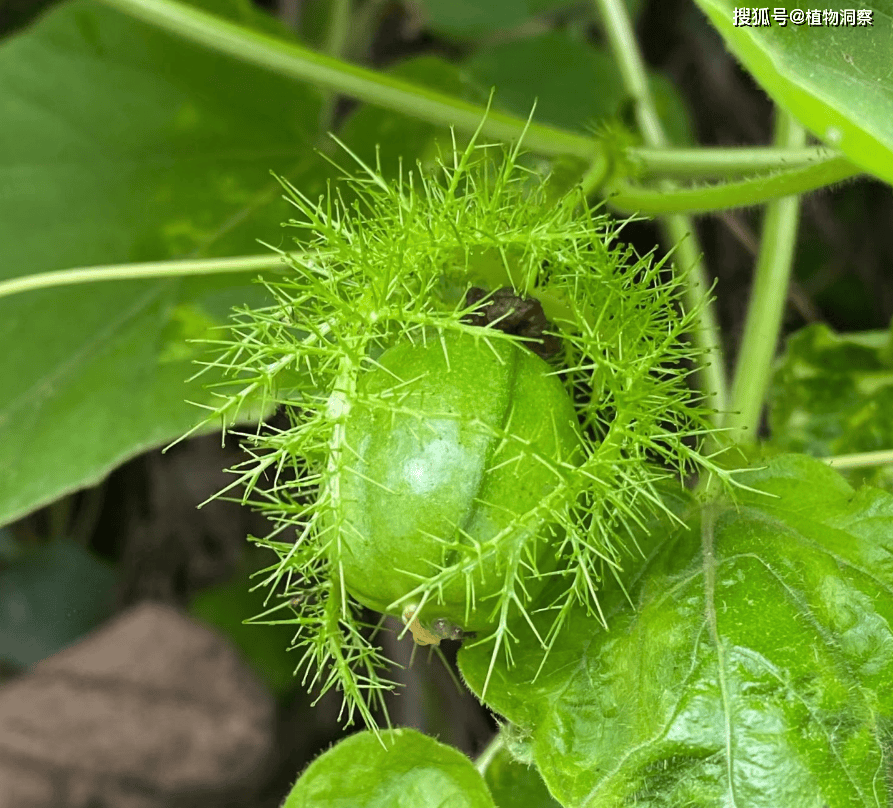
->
[0,539,117,667]
[484,745,562,808]
[694,0,893,184]
[768,322,893,488]
[459,455,893,806]
[283,728,497,808]
[0,0,324,526]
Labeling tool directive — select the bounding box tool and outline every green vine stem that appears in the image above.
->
[96,0,841,191]
[592,0,728,420]
[609,154,858,215]
[628,145,844,180]
[96,0,596,160]
[823,449,893,470]
[317,0,352,136]
[725,111,805,442]
[474,732,505,776]
[0,254,283,301]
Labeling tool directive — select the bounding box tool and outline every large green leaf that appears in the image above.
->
[694,0,893,184]
[459,455,893,806]
[283,728,496,808]
[0,0,323,526]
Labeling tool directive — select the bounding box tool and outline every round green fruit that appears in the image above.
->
[332,329,581,632]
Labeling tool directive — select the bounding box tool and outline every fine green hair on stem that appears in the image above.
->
[191,129,736,731]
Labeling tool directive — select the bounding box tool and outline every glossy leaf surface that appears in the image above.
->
[283,728,496,808]
[695,0,893,183]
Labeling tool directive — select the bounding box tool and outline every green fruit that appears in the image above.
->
[332,330,581,632]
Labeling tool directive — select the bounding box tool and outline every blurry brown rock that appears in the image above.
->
[0,602,276,808]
